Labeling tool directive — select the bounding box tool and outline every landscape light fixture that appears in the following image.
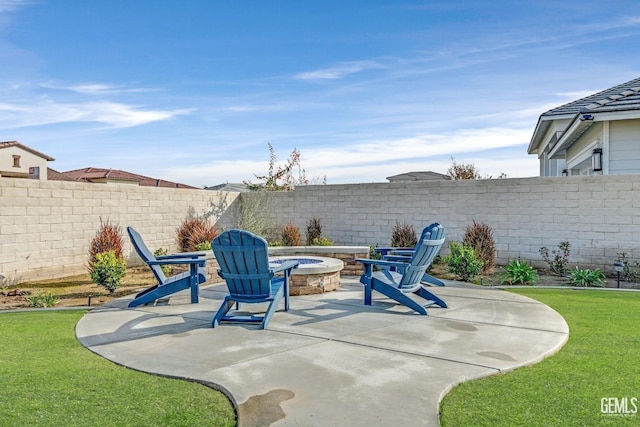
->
[613,261,624,288]
[592,148,603,172]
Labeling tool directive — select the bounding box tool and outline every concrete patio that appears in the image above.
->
[76,277,569,426]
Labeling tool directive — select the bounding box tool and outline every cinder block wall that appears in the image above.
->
[2,174,639,282]
[261,175,640,272]
[0,178,239,282]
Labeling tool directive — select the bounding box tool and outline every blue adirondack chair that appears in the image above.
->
[127,226,207,308]
[380,225,446,287]
[211,229,299,329]
[356,223,447,315]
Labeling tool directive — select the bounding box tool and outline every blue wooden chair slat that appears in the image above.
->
[211,229,298,329]
[356,223,447,315]
[127,226,207,308]
[379,225,446,287]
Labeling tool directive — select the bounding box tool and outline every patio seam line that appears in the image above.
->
[430,293,544,305]
[265,327,509,372]
[428,313,569,335]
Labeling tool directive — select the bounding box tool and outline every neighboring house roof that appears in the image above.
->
[386,171,451,182]
[61,167,197,189]
[47,168,76,181]
[204,182,251,192]
[0,141,55,161]
[542,76,640,118]
[529,76,640,154]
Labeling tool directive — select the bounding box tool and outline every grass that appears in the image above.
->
[440,289,640,426]
[0,310,236,427]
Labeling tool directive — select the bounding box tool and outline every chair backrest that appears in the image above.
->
[212,229,274,300]
[398,223,445,289]
[127,226,166,284]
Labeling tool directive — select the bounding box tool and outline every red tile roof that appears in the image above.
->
[60,167,197,189]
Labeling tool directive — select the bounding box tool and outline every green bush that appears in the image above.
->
[568,267,606,287]
[539,241,571,276]
[391,222,417,248]
[89,250,126,295]
[369,245,382,260]
[616,252,639,282]
[501,259,538,285]
[24,291,59,308]
[88,218,124,272]
[463,221,496,274]
[153,248,171,276]
[194,241,212,251]
[311,236,334,246]
[444,242,483,282]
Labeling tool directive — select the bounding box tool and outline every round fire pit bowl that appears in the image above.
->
[269,256,344,295]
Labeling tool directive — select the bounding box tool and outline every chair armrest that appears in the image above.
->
[271,260,299,273]
[355,258,409,269]
[147,258,206,267]
[156,252,207,260]
[383,255,413,262]
[389,250,414,256]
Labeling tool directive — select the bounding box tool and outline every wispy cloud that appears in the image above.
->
[0,100,193,128]
[294,60,385,81]
[0,0,33,13]
[39,82,157,95]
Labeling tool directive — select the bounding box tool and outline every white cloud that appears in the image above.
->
[0,100,193,128]
[0,0,32,13]
[160,126,537,187]
[39,82,158,95]
[294,60,384,81]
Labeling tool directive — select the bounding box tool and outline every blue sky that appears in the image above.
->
[2,1,640,187]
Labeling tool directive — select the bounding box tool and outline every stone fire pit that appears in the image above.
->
[269,256,344,295]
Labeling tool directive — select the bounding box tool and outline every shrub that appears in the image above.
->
[89,250,126,295]
[306,217,323,245]
[568,267,606,287]
[311,237,334,246]
[463,221,496,274]
[391,222,417,248]
[177,217,220,252]
[444,242,483,282]
[369,245,382,260]
[616,252,640,282]
[236,191,276,238]
[153,248,171,276]
[539,241,571,276]
[24,291,59,308]
[281,222,301,246]
[88,218,124,271]
[501,259,538,285]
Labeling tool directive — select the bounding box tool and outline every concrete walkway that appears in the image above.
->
[76,278,568,426]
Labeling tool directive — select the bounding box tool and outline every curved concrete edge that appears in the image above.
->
[75,278,569,426]
[435,299,570,425]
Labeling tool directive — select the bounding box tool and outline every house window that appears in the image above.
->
[12,155,20,168]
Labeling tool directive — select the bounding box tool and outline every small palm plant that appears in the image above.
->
[501,259,538,285]
[568,267,605,287]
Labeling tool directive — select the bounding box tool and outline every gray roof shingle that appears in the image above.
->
[542,76,640,117]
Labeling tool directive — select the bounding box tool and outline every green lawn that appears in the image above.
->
[440,289,640,426]
[0,310,236,427]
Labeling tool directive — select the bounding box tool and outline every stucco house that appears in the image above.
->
[528,76,640,176]
[0,141,54,180]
